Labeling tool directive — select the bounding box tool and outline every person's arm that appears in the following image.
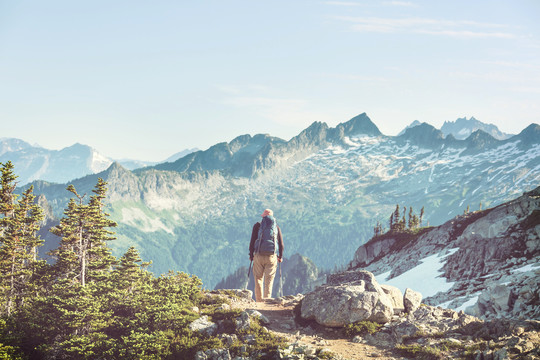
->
[249,223,260,260]
[277,226,284,261]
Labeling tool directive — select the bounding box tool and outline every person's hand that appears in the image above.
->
[277,257,282,263]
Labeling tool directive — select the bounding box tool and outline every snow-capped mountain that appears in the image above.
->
[21,114,540,289]
[441,116,512,140]
[0,138,200,184]
[0,139,115,185]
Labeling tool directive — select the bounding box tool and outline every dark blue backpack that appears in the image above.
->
[255,215,277,254]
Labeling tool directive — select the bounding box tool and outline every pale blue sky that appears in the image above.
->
[1,0,539,161]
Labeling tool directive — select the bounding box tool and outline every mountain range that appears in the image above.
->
[11,113,540,289]
[0,138,199,185]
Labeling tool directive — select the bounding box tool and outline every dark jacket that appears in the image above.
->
[249,221,283,260]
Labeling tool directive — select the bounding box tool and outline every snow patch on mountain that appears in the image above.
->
[375,249,458,298]
[90,149,113,173]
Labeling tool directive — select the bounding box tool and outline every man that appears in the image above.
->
[249,209,284,302]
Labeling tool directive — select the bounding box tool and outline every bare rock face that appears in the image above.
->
[349,187,540,321]
[380,284,404,314]
[404,288,423,313]
[300,270,394,326]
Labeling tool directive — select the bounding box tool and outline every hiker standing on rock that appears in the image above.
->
[249,209,284,302]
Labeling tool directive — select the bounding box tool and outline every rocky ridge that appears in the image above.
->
[349,186,540,321]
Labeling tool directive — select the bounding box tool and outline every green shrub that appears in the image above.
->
[395,344,444,360]
[343,321,383,337]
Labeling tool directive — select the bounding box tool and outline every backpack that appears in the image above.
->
[255,215,277,254]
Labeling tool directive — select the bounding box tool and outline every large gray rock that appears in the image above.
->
[404,288,422,313]
[468,283,515,318]
[189,315,217,336]
[381,284,404,314]
[301,270,394,326]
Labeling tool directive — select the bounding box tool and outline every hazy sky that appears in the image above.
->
[1,1,539,162]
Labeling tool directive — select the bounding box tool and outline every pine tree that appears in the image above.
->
[419,206,425,226]
[86,178,117,283]
[0,161,18,315]
[391,204,400,231]
[0,163,45,315]
[50,179,117,287]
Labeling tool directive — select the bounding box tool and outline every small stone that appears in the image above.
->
[219,303,231,311]
[319,348,333,357]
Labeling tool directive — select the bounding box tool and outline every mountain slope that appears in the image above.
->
[22,114,540,289]
[349,186,540,320]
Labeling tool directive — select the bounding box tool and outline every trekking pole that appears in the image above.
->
[278,261,283,298]
[245,260,253,290]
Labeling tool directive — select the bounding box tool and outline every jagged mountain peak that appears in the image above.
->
[515,123,540,146]
[104,161,129,175]
[462,129,500,155]
[441,116,512,140]
[337,113,382,137]
[397,120,422,136]
[397,122,445,148]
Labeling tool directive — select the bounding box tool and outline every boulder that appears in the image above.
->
[489,284,512,313]
[380,284,404,314]
[189,315,217,336]
[301,270,394,326]
[404,288,422,313]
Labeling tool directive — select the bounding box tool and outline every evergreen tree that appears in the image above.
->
[391,204,400,231]
[0,163,44,315]
[419,206,425,226]
[50,179,117,287]
[400,211,406,231]
[408,207,413,229]
[86,178,117,283]
[0,161,18,316]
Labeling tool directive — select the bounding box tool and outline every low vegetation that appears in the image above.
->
[343,320,383,337]
[0,162,288,359]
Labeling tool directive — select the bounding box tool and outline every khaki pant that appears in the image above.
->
[253,253,277,302]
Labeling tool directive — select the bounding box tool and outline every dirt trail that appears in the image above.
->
[240,301,403,360]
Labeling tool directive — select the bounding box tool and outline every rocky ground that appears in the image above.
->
[195,289,540,360]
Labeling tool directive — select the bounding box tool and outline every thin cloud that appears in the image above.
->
[334,16,516,39]
[323,1,364,6]
[383,1,418,7]
[416,29,515,39]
